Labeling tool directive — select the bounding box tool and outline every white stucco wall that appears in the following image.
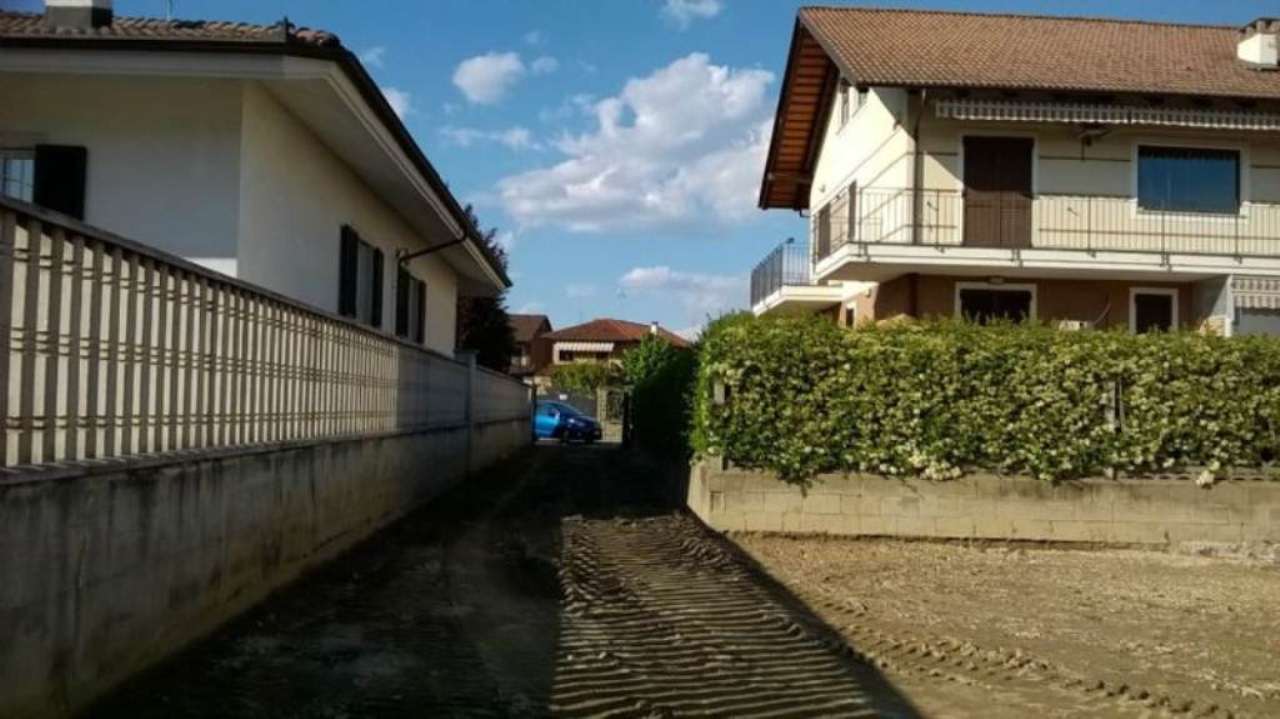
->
[809,86,911,209]
[236,83,458,354]
[0,73,242,274]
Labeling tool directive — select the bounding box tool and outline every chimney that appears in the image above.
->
[44,0,113,30]
[650,321,659,335]
[1239,18,1280,67]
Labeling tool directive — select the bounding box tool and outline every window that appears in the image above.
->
[957,284,1035,324]
[394,266,427,344]
[816,205,832,259]
[338,225,383,327]
[559,350,574,363]
[1,149,34,203]
[1137,146,1240,214]
[843,304,856,328]
[1130,288,1177,334]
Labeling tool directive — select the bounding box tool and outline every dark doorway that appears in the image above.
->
[1133,291,1175,333]
[963,136,1034,248]
[959,287,1033,324]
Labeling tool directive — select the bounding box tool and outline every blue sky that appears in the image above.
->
[18,0,1280,335]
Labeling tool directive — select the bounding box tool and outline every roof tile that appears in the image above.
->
[0,10,340,46]
[543,319,691,348]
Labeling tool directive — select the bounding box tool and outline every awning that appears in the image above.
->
[554,342,616,353]
[1233,276,1280,310]
[936,99,1280,132]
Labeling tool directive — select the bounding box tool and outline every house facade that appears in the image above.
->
[752,7,1280,335]
[0,0,508,355]
[509,313,553,381]
[541,319,691,371]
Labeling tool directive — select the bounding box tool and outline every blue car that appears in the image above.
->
[534,400,603,443]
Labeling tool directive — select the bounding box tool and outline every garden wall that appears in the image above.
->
[688,460,1280,546]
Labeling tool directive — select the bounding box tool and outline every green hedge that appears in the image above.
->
[623,336,697,458]
[692,315,1280,483]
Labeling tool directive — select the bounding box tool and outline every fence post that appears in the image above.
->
[462,350,477,475]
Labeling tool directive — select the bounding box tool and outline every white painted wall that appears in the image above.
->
[237,83,458,354]
[809,86,911,209]
[0,73,242,275]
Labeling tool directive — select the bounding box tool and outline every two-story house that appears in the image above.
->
[542,318,691,370]
[0,0,509,355]
[508,313,553,383]
[752,7,1280,336]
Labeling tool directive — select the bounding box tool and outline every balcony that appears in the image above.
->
[813,188,1280,283]
[749,239,843,316]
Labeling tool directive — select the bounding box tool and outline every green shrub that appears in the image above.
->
[692,315,1280,483]
[623,335,697,457]
[550,362,621,395]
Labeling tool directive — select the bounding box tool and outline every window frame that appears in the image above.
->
[1129,287,1179,334]
[0,147,35,203]
[954,281,1038,323]
[394,265,428,345]
[1132,142,1246,217]
[338,225,383,328]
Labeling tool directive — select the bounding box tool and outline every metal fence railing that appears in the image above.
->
[0,197,530,469]
[750,239,814,307]
[808,187,1280,264]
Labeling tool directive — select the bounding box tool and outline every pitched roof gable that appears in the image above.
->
[543,319,692,348]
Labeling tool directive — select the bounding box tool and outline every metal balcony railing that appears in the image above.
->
[750,239,814,307]
[811,187,1280,264]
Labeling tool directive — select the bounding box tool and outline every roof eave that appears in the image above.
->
[0,33,512,288]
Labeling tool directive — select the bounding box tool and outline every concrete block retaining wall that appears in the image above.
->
[688,461,1280,546]
[0,419,530,718]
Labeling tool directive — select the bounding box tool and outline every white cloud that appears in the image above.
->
[498,53,774,233]
[524,30,544,46]
[565,283,598,299]
[493,230,518,253]
[360,46,387,68]
[674,326,704,342]
[619,266,746,323]
[661,0,723,29]
[440,125,540,151]
[531,56,559,75]
[538,93,596,123]
[453,51,526,104]
[381,86,413,119]
[516,301,546,314]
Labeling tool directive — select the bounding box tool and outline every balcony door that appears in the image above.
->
[963,136,1033,248]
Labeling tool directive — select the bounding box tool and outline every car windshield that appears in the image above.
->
[542,402,579,417]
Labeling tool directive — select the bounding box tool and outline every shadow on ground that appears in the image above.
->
[88,444,920,718]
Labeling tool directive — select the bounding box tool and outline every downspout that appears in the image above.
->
[911,88,928,246]
[910,88,927,318]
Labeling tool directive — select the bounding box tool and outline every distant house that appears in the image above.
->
[0,0,509,355]
[542,319,691,368]
[508,313,553,380]
[751,6,1280,336]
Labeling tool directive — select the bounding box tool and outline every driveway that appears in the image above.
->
[90,445,918,718]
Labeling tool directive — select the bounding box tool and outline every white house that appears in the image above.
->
[0,0,509,355]
[752,7,1280,336]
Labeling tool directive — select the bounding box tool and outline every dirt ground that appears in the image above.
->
[88,445,916,718]
[85,444,1280,718]
[735,534,1280,719]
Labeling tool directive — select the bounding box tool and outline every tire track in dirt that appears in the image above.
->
[784,579,1245,718]
[550,514,915,718]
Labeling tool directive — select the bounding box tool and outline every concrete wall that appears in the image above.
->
[688,461,1280,546]
[237,84,460,355]
[0,419,530,718]
[0,74,243,276]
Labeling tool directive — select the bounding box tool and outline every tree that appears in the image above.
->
[621,336,696,457]
[456,205,516,372]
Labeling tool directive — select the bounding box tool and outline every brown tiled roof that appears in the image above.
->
[799,6,1280,100]
[509,314,551,344]
[0,10,339,46]
[543,319,692,348]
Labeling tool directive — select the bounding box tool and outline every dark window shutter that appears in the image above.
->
[414,282,427,344]
[371,247,384,328]
[33,145,88,220]
[338,225,358,318]
[395,267,410,337]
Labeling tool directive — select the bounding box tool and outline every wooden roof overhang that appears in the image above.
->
[758,19,840,211]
